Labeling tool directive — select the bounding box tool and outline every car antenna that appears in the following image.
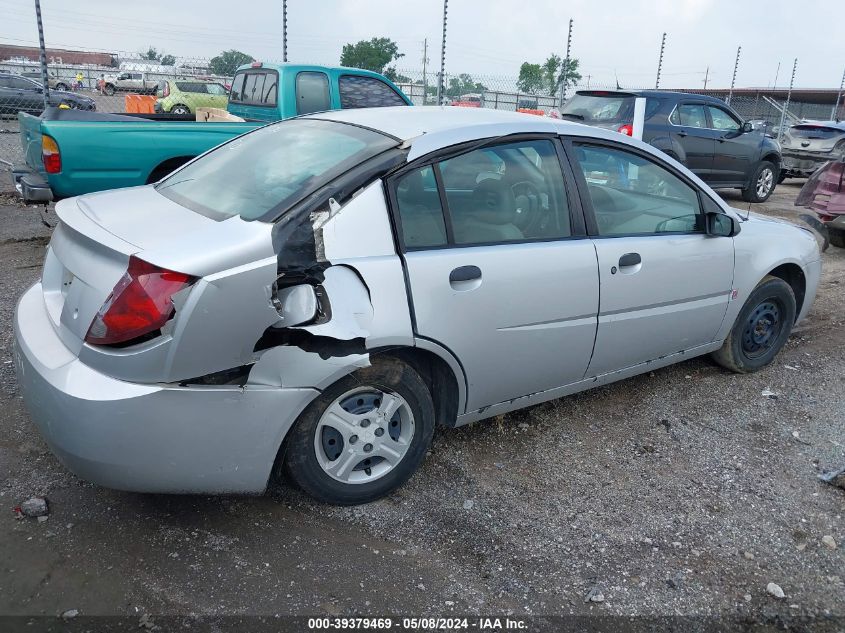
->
[615,71,622,90]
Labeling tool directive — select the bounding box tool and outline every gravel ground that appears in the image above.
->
[0,178,843,627]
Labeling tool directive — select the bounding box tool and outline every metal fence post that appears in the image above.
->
[655,33,666,89]
[832,66,844,121]
[778,58,798,142]
[727,45,741,106]
[34,0,50,108]
[559,18,573,103]
[283,0,288,62]
[437,0,448,105]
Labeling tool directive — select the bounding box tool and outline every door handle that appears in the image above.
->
[449,265,482,283]
[618,252,641,267]
[678,130,688,137]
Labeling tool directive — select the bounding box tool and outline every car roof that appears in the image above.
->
[575,89,728,105]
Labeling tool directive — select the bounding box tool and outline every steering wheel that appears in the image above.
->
[510,180,543,232]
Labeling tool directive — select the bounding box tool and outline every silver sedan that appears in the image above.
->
[14,107,822,505]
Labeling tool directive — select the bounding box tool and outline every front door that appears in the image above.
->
[707,105,756,186]
[393,138,600,412]
[669,102,717,181]
[568,140,735,376]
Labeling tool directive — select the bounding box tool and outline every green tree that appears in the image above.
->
[445,73,487,98]
[340,37,404,78]
[160,54,176,66]
[140,47,161,61]
[557,57,582,92]
[517,62,545,94]
[209,50,255,77]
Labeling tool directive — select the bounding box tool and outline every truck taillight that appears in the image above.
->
[617,124,633,136]
[42,135,61,174]
[85,256,196,346]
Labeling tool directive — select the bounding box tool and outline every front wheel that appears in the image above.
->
[282,358,435,505]
[711,275,796,373]
[829,227,845,249]
[741,161,777,203]
[55,82,69,91]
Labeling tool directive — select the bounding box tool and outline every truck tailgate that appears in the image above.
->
[18,112,45,175]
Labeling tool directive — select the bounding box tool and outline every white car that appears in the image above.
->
[14,107,821,504]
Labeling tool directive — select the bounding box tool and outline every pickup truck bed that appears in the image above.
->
[14,107,263,201]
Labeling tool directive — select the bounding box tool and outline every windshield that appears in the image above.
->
[155,119,397,221]
[561,93,634,124]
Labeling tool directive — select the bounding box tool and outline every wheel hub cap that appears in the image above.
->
[314,388,414,484]
[757,168,773,197]
[741,301,781,358]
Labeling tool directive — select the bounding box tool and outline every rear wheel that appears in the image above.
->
[282,358,435,505]
[711,275,796,373]
[829,227,845,249]
[741,161,777,203]
[170,104,191,115]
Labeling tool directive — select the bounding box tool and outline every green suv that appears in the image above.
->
[154,80,229,115]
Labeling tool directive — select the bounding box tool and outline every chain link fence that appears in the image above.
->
[2,51,843,171]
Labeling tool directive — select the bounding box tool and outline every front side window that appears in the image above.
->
[339,75,406,109]
[707,106,741,131]
[156,119,396,222]
[296,72,330,114]
[207,83,228,95]
[671,104,707,128]
[574,144,703,236]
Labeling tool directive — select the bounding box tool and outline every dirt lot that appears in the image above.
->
[0,178,843,628]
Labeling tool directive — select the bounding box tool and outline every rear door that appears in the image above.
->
[668,102,717,180]
[566,139,734,376]
[392,137,599,412]
[706,104,755,185]
[338,75,408,109]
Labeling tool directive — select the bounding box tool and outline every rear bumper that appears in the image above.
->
[13,282,318,494]
[781,152,838,177]
[10,164,53,203]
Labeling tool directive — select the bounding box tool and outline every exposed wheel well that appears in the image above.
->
[767,263,806,321]
[761,153,781,169]
[385,348,460,428]
[146,156,196,184]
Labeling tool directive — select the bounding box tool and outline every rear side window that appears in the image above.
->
[230,70,278,107]
[176,82,207,94]
[670,104,707,128]
[561,93,633,124]
[395,166,448,248]
[296,72,330,114]
[339,75,406,109]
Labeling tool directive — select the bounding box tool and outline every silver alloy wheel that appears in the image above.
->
[756,167,774,198]
[314,387,415,484]
[172,105,190,115]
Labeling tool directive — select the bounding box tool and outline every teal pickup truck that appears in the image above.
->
[12,63,411,202]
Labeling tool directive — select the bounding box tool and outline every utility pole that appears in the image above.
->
[437,0,448,105]
[34,0,50,108]
[832,65,844,121]
[282,0,288,62]
[779,58,797,142]
[421,39,428,105]
[559,18,573,105]
[727,45,741,105]
[655,32,666,89]
[703,66,709,89]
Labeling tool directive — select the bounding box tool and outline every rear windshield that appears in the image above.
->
[155,119,396,222]
[790,125,844,140]
[562,93,634,124]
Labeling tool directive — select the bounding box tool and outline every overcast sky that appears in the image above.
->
[2,0,843,89]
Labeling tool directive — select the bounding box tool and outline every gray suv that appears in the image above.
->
[562,90,782,202]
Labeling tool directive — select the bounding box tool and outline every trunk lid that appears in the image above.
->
[782,124,845,153]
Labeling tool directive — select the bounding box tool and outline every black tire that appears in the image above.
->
[777,171,788,184]
[171,104,191,115]
[829,227,845,249]
[103,84,115,96]
[55,82,69,91]
[711,275,796,373]
[282,357,435,505]
[741,161,777,203]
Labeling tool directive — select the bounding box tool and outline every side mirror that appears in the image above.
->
[706,211,740,237]
[742,121,754,134]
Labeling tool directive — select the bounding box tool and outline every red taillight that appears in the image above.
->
[617,124,633,136]
[162,81,170,97]
[42,135,61,174]
[85,256,196,346]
